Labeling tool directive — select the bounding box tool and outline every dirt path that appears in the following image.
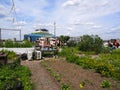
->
[21,60,60,90]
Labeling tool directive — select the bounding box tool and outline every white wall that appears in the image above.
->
[0,48,34,54]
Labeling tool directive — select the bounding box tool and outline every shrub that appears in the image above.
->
[78,35,103,54]
[4,39,14,47]
[61,83,71,90]
[0,50,17,60]
[67,40,77,47]
[101,80,111,88]
[66,54,79,63]
[0,63,32,90]
[21,40,33,47]
[100,46,111,53]
[2,40,33,48]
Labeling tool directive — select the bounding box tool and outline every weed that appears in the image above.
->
[79,80,86,88]
[61,83,71,90]
[42,61,61,82]
[101,80,111,88]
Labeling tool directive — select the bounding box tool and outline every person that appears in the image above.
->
[107,41,113,48]
[113,39,119,48]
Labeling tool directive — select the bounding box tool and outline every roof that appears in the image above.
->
[25,33,54,37]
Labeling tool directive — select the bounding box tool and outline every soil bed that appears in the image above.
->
[21,60,60,90]
[42,58,120,90]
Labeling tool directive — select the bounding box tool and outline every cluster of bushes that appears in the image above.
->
[0,59,32,90]
[66,35,111,54]
[1,40,33,48]
[58,47,120,80]
[67,40,77,47]
[0,50,17,60]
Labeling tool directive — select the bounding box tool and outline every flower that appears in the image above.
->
[80,84,84,88]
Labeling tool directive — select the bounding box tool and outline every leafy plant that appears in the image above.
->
[0,50,17,60]
[61,83,71,90]
[0,62,32,90]
[101,80,111,88]
[42,61,61,82]
[79,81,85,88]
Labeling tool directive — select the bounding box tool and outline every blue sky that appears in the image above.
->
[0,0,120,40]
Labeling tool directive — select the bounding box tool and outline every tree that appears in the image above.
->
[78,35,103,54]
[59,35,70,45]
[67,40,77,47]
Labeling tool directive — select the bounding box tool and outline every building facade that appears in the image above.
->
[24,29,55,42]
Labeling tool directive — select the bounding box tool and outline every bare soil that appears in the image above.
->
[21,58,120,90]
[43,58,120,90]
[21,60,60,90]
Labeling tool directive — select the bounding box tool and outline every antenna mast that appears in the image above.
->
[54,22,56,37]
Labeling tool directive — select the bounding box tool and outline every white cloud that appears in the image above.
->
[4,17,14,22]
[1,0,120,40]
[111,26,120,31]
[62,0,80,7]
[13,21,27,27]
[0,5,8,18]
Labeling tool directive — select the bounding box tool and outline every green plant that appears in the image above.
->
[61,83,71,90]
[100,46,111,54]
[59,35,70,45]
[79,81,86,88]
[0,62,32,90]
[58,47,120,80]
[0,50,17,60]
[21,40,33,47]
[67,40,77,47]
[2,39,33,48]
[42,61,61,82]
[52,72,61,82]
[78,35,103,54]
[4,39,14,47]
[101,80,111,88]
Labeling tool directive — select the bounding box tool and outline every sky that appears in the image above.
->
[0,0,120,40]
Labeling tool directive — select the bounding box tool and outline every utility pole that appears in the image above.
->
[20,29,21,41]
[54,22,56,38]
[0,28,1,47]
[0,28,1,41]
